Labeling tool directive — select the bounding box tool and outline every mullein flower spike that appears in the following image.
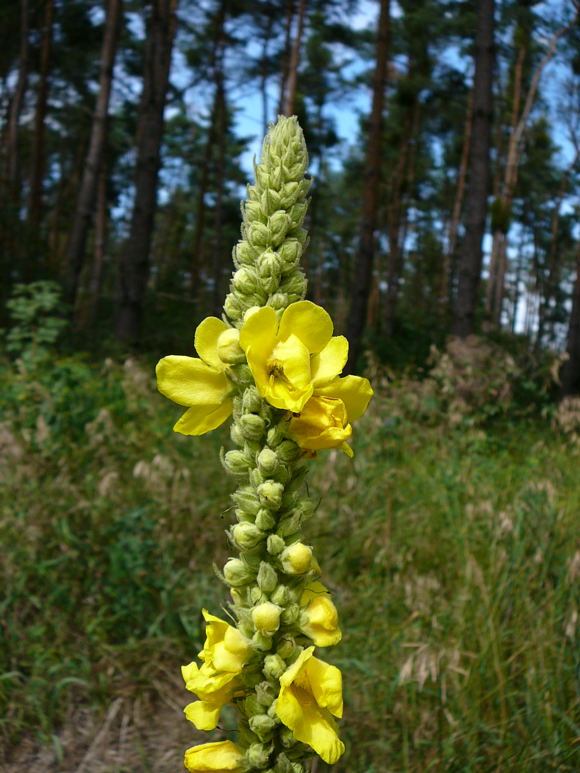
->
[156,116,373,772]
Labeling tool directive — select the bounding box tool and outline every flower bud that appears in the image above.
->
[270,584,290,606]
[244,695,262,716]
[270,165,282,190]
[252,602,281,634]
[276,440,300,462]
[280,726,296,748]
[222,449,253,475]
[276,512,302,537]
[252,631,274,651]
[276,636,298,661]
[232,522,266,551]
[235,507,254,524]
[267,534,286,555]
[242,386,263,414]
[240,413,267,442]
[250,586,269,606]
[233,266,258,294]
[257,249,282,279]
[255,508,276,531]
[257,448,279,476]
[280,272,307,297]
[223,558,254,587]
[246,743,271,770]
[217,328,245,364]
[291,764,305,773]
[232,486,261,515]
[280,543,312,574]
[254,164,269,189]
[263,654,286,681]
[277,239,302,271]
[261,187,282,214]
[258,480,284,510]
[255,680,276,707]
[273,752,293,773]
[266,423,286,447]
[280,181,299,206]
[250,467,265,488]
[268,292,289,311]
[238,723,259,748]
[224,293,243,321]
[234,240,256,266]
[269,211,291,246]
[244,200,264,223]
[257,561,278,593]
[249,714,277,741]
[281,603,300,626]
[230,423,245,446]
[249,222,270,248]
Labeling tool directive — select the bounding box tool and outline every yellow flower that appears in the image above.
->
[275,646,344,764]
[300,582,342,647]
[156,317,236,436]
[182,610,249,731]
[184,740,244,773]
[289,374,373,456]
[239,300,346,413]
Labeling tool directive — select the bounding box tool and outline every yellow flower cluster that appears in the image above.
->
[157,300,373,455]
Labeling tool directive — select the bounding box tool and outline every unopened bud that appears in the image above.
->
[217,328,245,364]
[242,386,263,413]
[222,449,252,475]
[232,267,258,294]
[277,239,302,271]
[257,562,278,593]
[249,222,270,248]
[266,423,286,447]
[273,752,293,773]
[268,292,289,311]
[276,636,298,660]
[246,743,271,770]
[223,558,254,587]
[255,680,276,707]
[252,631,274,651]
[281,603,300,626]
[230,423,245,446]
[276,440,300,462]
[280,726,296,748]
[255,508,276,531]
[270,584,290,606]
[250,586,269,606]
[232,486,261,515]
[249,713,277,742]
[234,240,256,266]
[245,694,261,716]
[280,543,312,574]
[267,534,286,556]
[257,448,279,476]
[269,212,291,246]
[232,522,266,551]
[258,480,284,510]
[257,249,282,279]
[240,413,267,441]
[224,293,243,320]
[277,512,302,537]
[263,654,286,681]
[252,602,281,634]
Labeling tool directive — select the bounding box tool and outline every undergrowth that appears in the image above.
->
[0,353,578,771]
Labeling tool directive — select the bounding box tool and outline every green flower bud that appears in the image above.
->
[243,200,265,224]
[233,266,259,294]
[277,239,302,272]
[257,448,279,476]
[280,181,299,206]
[266,423,286,447]
[256,680,277,707]
[222,448,253,475]
[224,292,244,319]
[245,694,262,717]
[249,222,270,248]
[235,507,254,524]
[240,413,267,442]
[290,764,305,773]
[289,201,308,227]
[223,558,254,587]
[276,440,300,463]
[280,272,307,298]
[232,522,266,550]
[270,165,283,191]
[249,714,277,742]
[280,543,312,574]
[217,328,245,364]
[280,727,297,748]
[242,386,263,413]
[230,423,245,446]
[281,603,300,626]
[257,249,282,279]
[254,164,269,189]
[276,636,298,660]
[250,587,268,606]
[267,534,286,555]
[255,508,276,531]
[258,480,284,510]
[252,602,281,634]
[270,584,290,606]
[269,211,291,247]
[234,240,256,266]
[257,561,278,593]
[237,723,259,748]
[263,654,286,681]
[276,512,302,537]
[273,752,293,773]
[250,468,265,488]
[232,486,261,515]
[246,742,272,770]
[252,631,274,651]
[268,292,289,311]
[260,187,282,214]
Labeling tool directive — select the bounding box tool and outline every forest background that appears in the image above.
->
[1,0,580,771]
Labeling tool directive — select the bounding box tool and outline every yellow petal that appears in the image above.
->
[316,375,373,422]
[156,356,230,407]
[276,649,345,766]
[194,317,229,369]
[239,306,278,358]
[182,662,235,697]
[289,396,352,451]
[311,336,348,386]
[184,700,221,731]
[278,301,333,354]
[305,655,344,718]
[301,595,342,647]
[264,334,313,412]
[301,581,330,605]
[184,740,244,772]
[173,399,233,436]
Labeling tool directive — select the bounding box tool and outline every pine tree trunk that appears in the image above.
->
[116,0,178,343]
[278,0,294,115]
[283,0,307,116]
[27,0,54,232]
[64,0,122,309]
[452,0,494,338]
[560,242,580,397]
[345,0,390,372]
[5,0,29,186]
[211,76,227,315]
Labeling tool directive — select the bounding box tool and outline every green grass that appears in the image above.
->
[1,354,578,771]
